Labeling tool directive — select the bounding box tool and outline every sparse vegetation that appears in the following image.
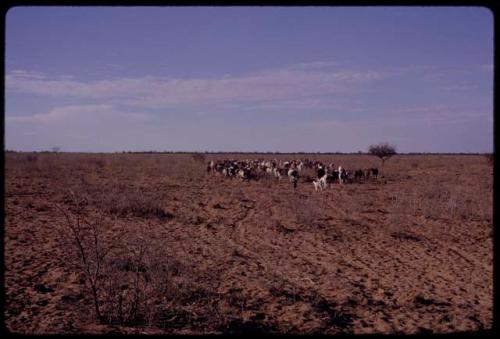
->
[4,152,493,334]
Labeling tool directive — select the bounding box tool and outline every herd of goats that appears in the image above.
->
[206,158,379,190]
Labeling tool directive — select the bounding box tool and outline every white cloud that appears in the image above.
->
[5,65,387,111]
[7,63,489,129]
[6,104,114,124]
[440,83,479,91]
[381,105,490,125]
[302,104,491,130]
[479,63,494,72]
[287,60,339,70]
[242,97,342,112]
[9,69,48,79]
[6,104,153,124]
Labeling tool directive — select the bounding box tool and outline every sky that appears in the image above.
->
[5,6,494,153]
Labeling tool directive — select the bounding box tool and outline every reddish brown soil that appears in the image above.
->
[4,153,493,334]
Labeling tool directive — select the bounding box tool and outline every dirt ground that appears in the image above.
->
[3,152,493,334]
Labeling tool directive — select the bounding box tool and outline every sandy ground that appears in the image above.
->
[4,153,493,334]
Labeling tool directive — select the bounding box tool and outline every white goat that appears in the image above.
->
[313,174,328,191]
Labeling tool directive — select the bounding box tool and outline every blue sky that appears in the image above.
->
[5,6,493,153]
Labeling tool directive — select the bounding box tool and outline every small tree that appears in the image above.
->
[368,142,397,166]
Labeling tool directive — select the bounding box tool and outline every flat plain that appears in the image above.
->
[4,152,493,334]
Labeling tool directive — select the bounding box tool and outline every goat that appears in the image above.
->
[237,169,246,180]
[273,167,281,180]
[297,161,304,171]
[327,172,338,184]
[354,169,364,182]
[364,168,371,179]
[313,174,328,191]
[338,166,344,184]
[206,160,218,175]
[317,165,326,179]
[288,169,299,189]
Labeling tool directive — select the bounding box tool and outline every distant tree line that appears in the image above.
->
[4,149,492,156]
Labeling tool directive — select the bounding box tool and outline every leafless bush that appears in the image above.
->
[56,191,175,327]
[99,237,173,326]
[55,191,110,323]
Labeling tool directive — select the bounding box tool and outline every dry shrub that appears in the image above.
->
[26,154,38,163]
[100,240,224,330]
[14,152,71,175]
[388,182,492,223]
[388,191,409,226]
[17,153,43,171]
[389,186,450,221]
[57,194,172,327]
[56,189,224,330]
[99,237,172,326]
[191,153,206,164]
[105,188,173,220]
[284,195,327,230]
[420,184,491,221]
[419,184,452,219]
[74,183,173,221]
[56,193,114,323]
[57,217,168,326]
[87,156,108,169]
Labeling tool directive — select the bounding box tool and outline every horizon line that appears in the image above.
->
[4,150,493,155]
